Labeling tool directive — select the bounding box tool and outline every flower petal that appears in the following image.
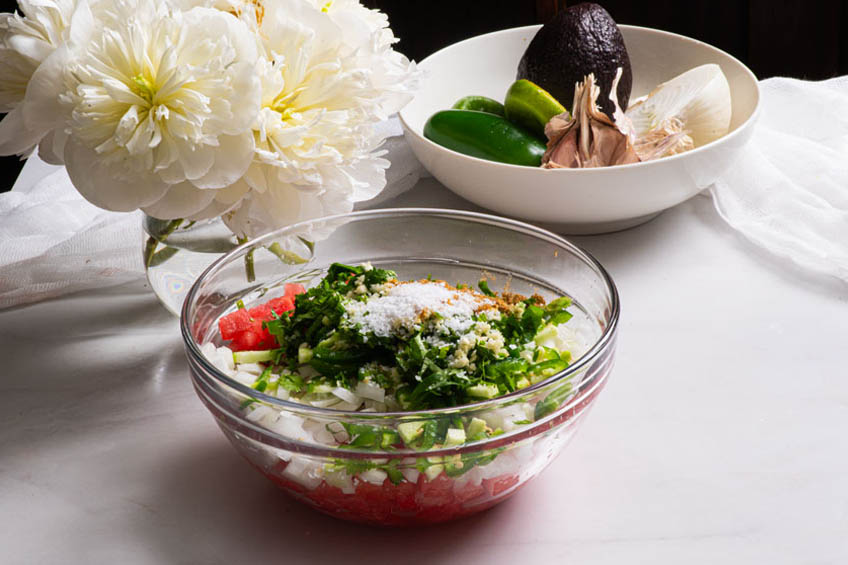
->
[0,106,40,156]
[184,177,250,221]
[220,61,261,134]
[141,181,216,219]
[176,140,216,182]
[64,137,170,211]
[190,133,254,189]
[21,45,70,134]
[37,128,67,165]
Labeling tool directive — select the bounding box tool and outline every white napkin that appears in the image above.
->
[710,76,848,281]
[0,166,145,309]
[0,118,425,309]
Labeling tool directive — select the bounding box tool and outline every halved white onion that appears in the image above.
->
[626,63,732,147]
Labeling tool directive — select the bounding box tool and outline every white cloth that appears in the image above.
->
[0,117,425,309]
[710,76,848,281]
[0,166,144,309]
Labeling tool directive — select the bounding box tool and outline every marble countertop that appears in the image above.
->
[2,178,847,564]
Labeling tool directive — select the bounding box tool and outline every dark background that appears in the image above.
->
[2,0,846,191]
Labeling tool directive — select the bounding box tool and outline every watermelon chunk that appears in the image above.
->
[218,308,251,340]
[261,463,523,526]
[284,283,306,296]
[217,286,304,351]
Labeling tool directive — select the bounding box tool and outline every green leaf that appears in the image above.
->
[549,311,573,325]
[533,381,573,420]
[485,357,529,392]
[545,296,573,325]
[385,462,404,485]
[380,431,400,449]
[477,279,495,296]
[329,458,375,475]
[545,296,572,312]
[521,304,545,337]
[278,372,305,393]
[416,420,442,450]
[251,366,273,391]
[530,358,569,378]
[337,422,401,451]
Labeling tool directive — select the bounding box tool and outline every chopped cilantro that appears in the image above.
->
[226,262,580,476]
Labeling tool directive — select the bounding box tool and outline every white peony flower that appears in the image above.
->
[217,0,417,239]
[60,0,262,216]
[0,0,417,245]
[0,0,77,157]
[310,0,418,116]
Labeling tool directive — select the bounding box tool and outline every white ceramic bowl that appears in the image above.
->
[399,25,760,233]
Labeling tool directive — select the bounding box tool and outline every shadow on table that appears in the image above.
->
[0,279,188,459]
[568,210,671,280]
[137,436,516,564]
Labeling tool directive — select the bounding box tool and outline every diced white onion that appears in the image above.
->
[245,405,275,424]
[202,343,236,375]
[232,371,257,386]
[324,469,355,494]
[235,362,264,375]
[481,403,532,432]
[309,397,342,408]
[199,342,217,358]
[401,467,420,484]
[282,456,323,489]
[477,450,518,480]
[355,381,385,402]
[359,468,388,485]
[362,399,386,412]
[270,447,292,463]
[333,401,363,411]
[219,346,235,371]
[331,387,360,404]
[267,413,308,440]
[316,429,337,445]
[326,422,350,443]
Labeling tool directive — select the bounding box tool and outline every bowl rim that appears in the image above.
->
[398,23,761,174]
[180,208,619,452]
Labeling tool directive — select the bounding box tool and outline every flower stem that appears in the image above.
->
[267,241,309,264]
[144,218,184,268]
[238,236,256,282]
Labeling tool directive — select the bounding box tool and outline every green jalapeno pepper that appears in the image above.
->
[504,79,568,139]
[423,109,547,167]
[451,95,506,116]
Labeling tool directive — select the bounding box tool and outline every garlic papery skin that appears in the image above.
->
[542,73,639,169]
[626,63,732,148]
[632,117,694,161]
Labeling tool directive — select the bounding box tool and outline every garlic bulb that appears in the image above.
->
[626,64,732,149]
[543,73,639,169]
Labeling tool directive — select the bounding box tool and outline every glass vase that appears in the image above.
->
[142,215,238,316]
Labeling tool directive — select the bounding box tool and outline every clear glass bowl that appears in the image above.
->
[181,209,619,526]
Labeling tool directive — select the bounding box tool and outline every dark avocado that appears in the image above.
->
[516,2,632,118]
